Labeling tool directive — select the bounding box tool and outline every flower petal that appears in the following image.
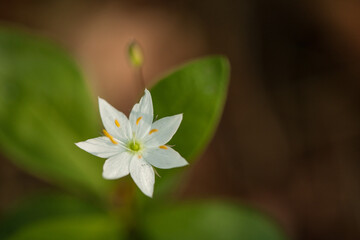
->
[75,137,124,158]
[99,97,132,142]
[102,152,132,179]
[143,147,188,169]
[130,155,155,197]
[129,89,153,139]
[144,114,182,147]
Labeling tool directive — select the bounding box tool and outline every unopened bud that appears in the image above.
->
[128,41,143,68]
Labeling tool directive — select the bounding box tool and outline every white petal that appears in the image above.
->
[130,155,155,197]
[102,152,132,179]
[75,137,124,158]
[144,114,182,147]
[129,89,153,139]
[98,97,132,142]
[143,147,188,169]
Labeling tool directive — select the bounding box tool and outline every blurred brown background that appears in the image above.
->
[1,0,360,239]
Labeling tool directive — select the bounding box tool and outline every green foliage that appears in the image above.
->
[149,57,229,196]
[0,27,287,240]
[0,28,111,197]
[151,56,229,161]
[143,202,286,240]
[8,215,120,240]
[0,194,122,240]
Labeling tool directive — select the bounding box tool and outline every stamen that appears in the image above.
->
[115,119,120,127]
[136,117,142,125]
[159,145,168,149]
[138,155,142,159]
[153,167,161,177]
[103,129,118,145]
[149,129,158,135]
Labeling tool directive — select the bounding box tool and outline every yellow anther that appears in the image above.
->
[115,119,120,127]
[136,117,142,125]
[138,155,142,159]
[103,129,118,145]
[159,145,168,150]
[149,129,158,135]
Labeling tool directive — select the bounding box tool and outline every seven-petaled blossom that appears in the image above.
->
[75,89,188,197]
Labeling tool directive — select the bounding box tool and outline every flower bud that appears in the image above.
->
[128,41,143,68]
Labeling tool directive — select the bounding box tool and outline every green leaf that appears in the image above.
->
[151,56,229,161]
[142,202,287,240]
[0,27,110,196]
[8,215,120,240]
[148,56,229,196]
[0,193,123,240]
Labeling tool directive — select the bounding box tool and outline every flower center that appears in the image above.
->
[128,141,142,152]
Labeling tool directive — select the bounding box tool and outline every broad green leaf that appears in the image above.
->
[148,56,229,197]
[0,28,110,196]
[0,193,105,239]
[151,56,229,161]
[0,193,123,240]
[8,215,120,240]
[142,202,287,240]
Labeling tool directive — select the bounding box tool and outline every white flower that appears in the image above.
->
[75,89,188,197]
